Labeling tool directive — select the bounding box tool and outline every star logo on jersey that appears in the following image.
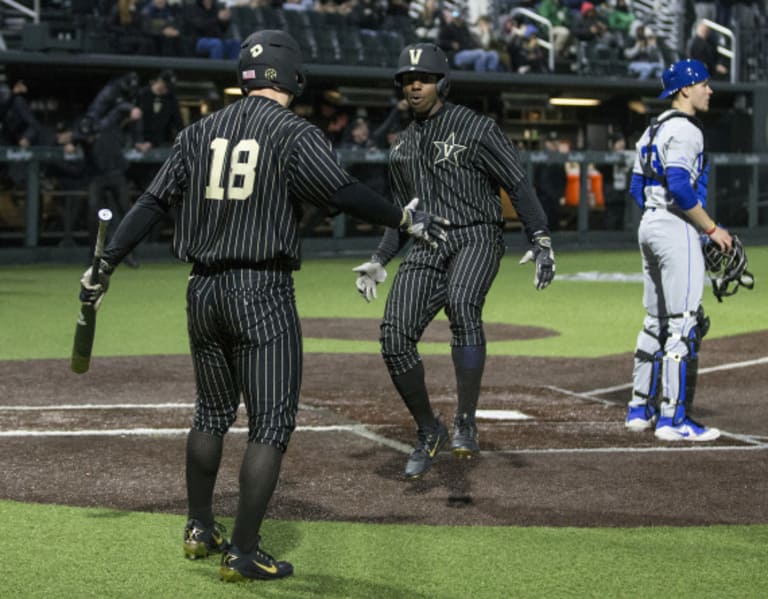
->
[433,133,466,166]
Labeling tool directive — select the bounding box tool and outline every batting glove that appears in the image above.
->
[79,258,114,310]
[399,198,450,249]
[353,260,387,303]
[519,233,555,290]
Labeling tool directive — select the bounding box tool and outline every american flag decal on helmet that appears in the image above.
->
[242,69,256,80]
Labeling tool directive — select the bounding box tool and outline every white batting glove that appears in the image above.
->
[79,259,113,310]
[352,260,387,303]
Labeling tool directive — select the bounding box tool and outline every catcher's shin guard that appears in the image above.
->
[632,325,664,408]
[680,306,709,414]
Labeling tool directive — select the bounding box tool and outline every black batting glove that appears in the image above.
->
[399,198,450,249]
[519,232,555,290]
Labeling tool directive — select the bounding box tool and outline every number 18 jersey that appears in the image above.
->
[145,95,355,269]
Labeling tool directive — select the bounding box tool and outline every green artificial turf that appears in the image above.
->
[1,501,766,599]
[1,248,766,598]
[1,247,765,360]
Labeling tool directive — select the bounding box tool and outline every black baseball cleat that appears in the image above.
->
[404,418,449,479]
[451,413,480,458]
[183,519,229,560]
[220,543,294,582]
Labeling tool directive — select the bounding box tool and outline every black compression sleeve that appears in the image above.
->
[506,179,550,242]
[102,192,169,267]
[372,226,407,266]
[330,182,403,229]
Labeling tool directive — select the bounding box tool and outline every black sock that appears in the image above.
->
[186,429,224,526]
[452,345,486,420]
[391,361,436,432]
[231,442,283,554]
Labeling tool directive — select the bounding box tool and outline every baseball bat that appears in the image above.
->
[71,208,113,374]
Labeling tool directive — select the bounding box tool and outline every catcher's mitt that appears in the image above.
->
[703,234,755,302]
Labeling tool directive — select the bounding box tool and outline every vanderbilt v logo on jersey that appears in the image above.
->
[409,48,423,65]
[433,133,466,166]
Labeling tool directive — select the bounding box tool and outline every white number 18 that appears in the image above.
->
[205,137,260,200]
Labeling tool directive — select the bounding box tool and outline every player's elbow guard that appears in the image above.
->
[666,167,698,210]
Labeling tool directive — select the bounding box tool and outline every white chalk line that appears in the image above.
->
[1,357,765,452]
[585,356,768,396]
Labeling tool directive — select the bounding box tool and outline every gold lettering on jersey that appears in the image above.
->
[409,49,423,65]
[250,44,263,58]
[433,132,466,166]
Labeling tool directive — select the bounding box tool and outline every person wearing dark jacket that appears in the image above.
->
[186,0,240,59]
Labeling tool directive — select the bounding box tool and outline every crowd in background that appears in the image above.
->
[2,0,767,239]
[21,1,767,75]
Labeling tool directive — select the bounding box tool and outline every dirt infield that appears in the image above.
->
[1,323,766,527]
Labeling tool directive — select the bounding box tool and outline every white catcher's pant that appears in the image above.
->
[631,209,705,416]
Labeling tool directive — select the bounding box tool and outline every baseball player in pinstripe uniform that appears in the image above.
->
[625,58,732,441]
[77,30,447,582]
[353,43,555,479]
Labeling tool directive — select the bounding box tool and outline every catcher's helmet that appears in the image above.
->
[703,234,755,302]
[659,59,709,99]
[238,30,306,97]
[394,43,450,99]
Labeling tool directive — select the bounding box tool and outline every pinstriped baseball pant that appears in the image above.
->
[186,268,301,452]
[381,224,505,376]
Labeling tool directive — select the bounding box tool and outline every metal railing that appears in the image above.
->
[0,0,39,22]
[1,146,766,249]
[703,18,738,84]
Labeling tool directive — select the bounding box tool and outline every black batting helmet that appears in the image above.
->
[394,43,450,99]
[238,30,306,97]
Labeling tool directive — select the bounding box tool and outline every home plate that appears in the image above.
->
[475,409,532,420]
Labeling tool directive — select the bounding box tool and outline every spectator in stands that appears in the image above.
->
[80,75,146,266]
[471,15,510,66]
[186,0,241,60]
[316,90,351,145]
[139,0,183,56]
[573,2,610,46]
[598,130,631,230]
[537,0,574,58]
[438,8,500,71]
[86,72,142,136]
[350,0,387,31]
[509,24,550,73]
[688,19,728,79]
[408,0,442,43]
[339,115,390,201]
[135,70,183,151]
[533,131,566,232]
[107,0,146,54]
[0,79,42,189]
[606,0,635,49]
[0,79,40,149]
[624,25,664,79]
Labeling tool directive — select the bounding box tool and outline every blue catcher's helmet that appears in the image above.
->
[658,59,710,99]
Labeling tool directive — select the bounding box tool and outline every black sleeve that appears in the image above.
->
[329,182,403,229]
[102,192,170,267]
[372,226,408,266]
[506,178,550,242]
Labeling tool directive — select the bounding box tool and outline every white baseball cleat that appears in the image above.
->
[654,416,721,441]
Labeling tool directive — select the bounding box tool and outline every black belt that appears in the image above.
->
[191,260,293,276]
